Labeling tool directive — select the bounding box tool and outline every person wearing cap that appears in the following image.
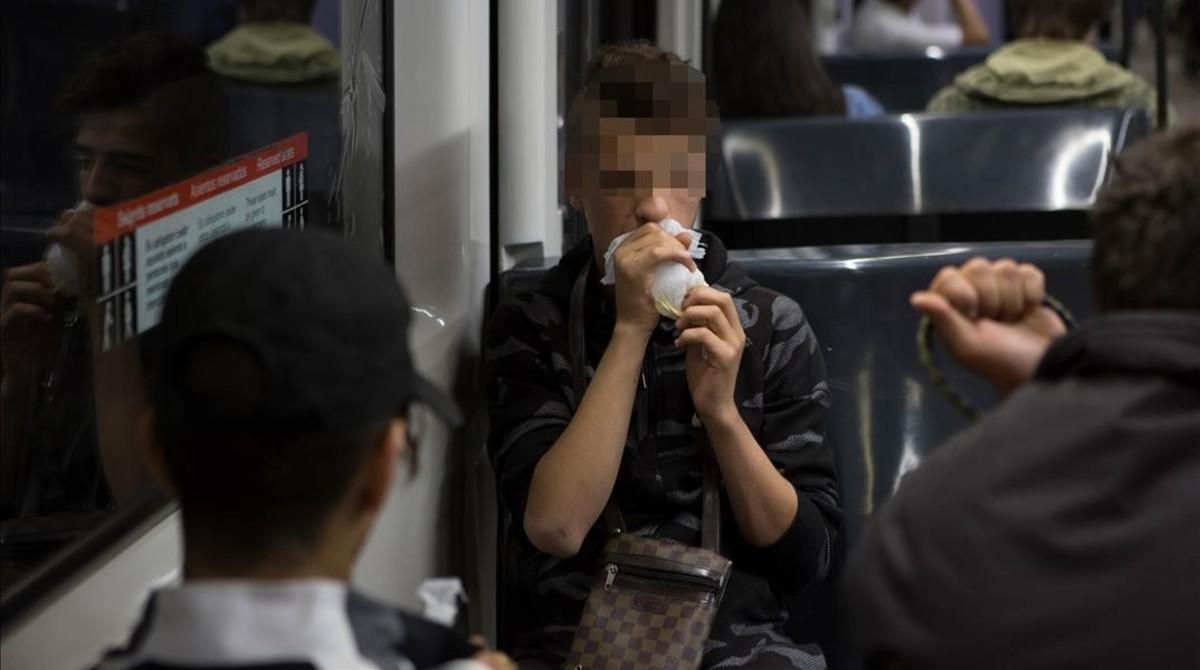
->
[485,41,840,668]
[93,229,513,670]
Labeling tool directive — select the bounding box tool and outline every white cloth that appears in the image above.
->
[99,580,379,670]
[851,0,963,54]
[600,218,707,319]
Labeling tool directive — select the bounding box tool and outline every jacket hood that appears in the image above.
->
[207,22,341,84]
[955,39,1137,104]
[1037,311,1200,389]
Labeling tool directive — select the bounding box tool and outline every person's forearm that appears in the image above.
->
[702,405,798,547]
[524,324,649,558]
[87,303,151,502]
[952,0,990,45]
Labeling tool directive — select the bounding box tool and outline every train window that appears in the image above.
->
[0,0,392,620]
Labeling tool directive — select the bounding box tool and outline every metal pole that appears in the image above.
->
[1154,0,1169,129]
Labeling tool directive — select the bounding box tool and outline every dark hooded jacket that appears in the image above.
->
[486,233,841,666]
[841,311,1200,669]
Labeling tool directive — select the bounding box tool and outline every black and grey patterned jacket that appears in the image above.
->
[486,233,840,667]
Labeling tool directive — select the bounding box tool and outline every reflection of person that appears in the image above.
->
[1,34,227,529]
[927,0,1167,122]
[207,0,340,85]
[95,229,513,670]
[486,41,840,668]
[713,0,885,119]
[840,124,1200,668]
[850,0,989,54]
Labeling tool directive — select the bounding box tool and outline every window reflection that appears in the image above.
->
[0,0,379,603]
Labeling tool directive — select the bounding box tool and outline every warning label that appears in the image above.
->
[94,133,309,350]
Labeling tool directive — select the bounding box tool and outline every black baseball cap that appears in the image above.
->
[151,227,460,433]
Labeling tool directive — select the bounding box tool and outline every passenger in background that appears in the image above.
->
[486,41,840,669]
[95,229,513,670]
[840,123,1200,669]
[207,0,340,85]
[713,0,885,119]
[1,35,227,563]
[928,0,1166,121]
[850,0,989,54]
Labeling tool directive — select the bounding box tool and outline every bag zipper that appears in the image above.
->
[603,563,718,603]
[602,554,725,592]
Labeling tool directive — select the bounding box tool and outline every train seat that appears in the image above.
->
[823,46,1121,113]
[706,108,1150,249]
[823,48,993,113]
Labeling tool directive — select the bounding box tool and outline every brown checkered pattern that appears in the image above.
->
[565,536,733,669]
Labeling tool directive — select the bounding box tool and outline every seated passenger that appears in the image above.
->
[850,0,989,55]
[95,229,513,670]
[207,0,340,85]
[2,34,227,546]
[840,123,1200,668]
[485,41,841,669]
[713,0,885,119]
[927,0,1166,121]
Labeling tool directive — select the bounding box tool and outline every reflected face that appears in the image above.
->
[75,108,186,206]
[569,121,707,268]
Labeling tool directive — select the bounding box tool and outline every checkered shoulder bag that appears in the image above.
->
[563,476,731,670]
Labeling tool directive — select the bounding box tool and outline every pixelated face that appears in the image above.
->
[566,61,715,269]
[75,107,191,206]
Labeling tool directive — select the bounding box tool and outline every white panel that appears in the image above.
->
[1,513,182,670]
[351,0,492,624]
[498,0,559,267]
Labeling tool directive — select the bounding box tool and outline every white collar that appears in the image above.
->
[130,579,378,669]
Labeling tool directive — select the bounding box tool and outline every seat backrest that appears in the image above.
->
[706,109,1150,248]
[823,48,993,112]
[732,241,1094,545]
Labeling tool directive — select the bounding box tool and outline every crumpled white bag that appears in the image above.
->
[601,218,707,319]
[45,201,93,297]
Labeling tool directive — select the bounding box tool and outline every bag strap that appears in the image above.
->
[568,261,722,554]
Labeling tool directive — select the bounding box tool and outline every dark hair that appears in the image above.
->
[155,339,406,569]
[565,40,718,173]
[712,0,846,118]
[1009,0,1115,40]
[59,32,228,170]
[238,0,316,23]
[1091,124,1200,312]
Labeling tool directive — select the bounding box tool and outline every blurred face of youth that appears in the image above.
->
[569,118,707,270]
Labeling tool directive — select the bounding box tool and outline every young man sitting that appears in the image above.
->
[96,229,513,670]
[486,41,841,669]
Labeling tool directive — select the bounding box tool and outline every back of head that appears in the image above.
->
[60,32,229,174]
[150,229,453,569]
[1091,124,1200,312]
[565,40,718,193]
[712,0,846,119]
[1009,0,1114,41]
